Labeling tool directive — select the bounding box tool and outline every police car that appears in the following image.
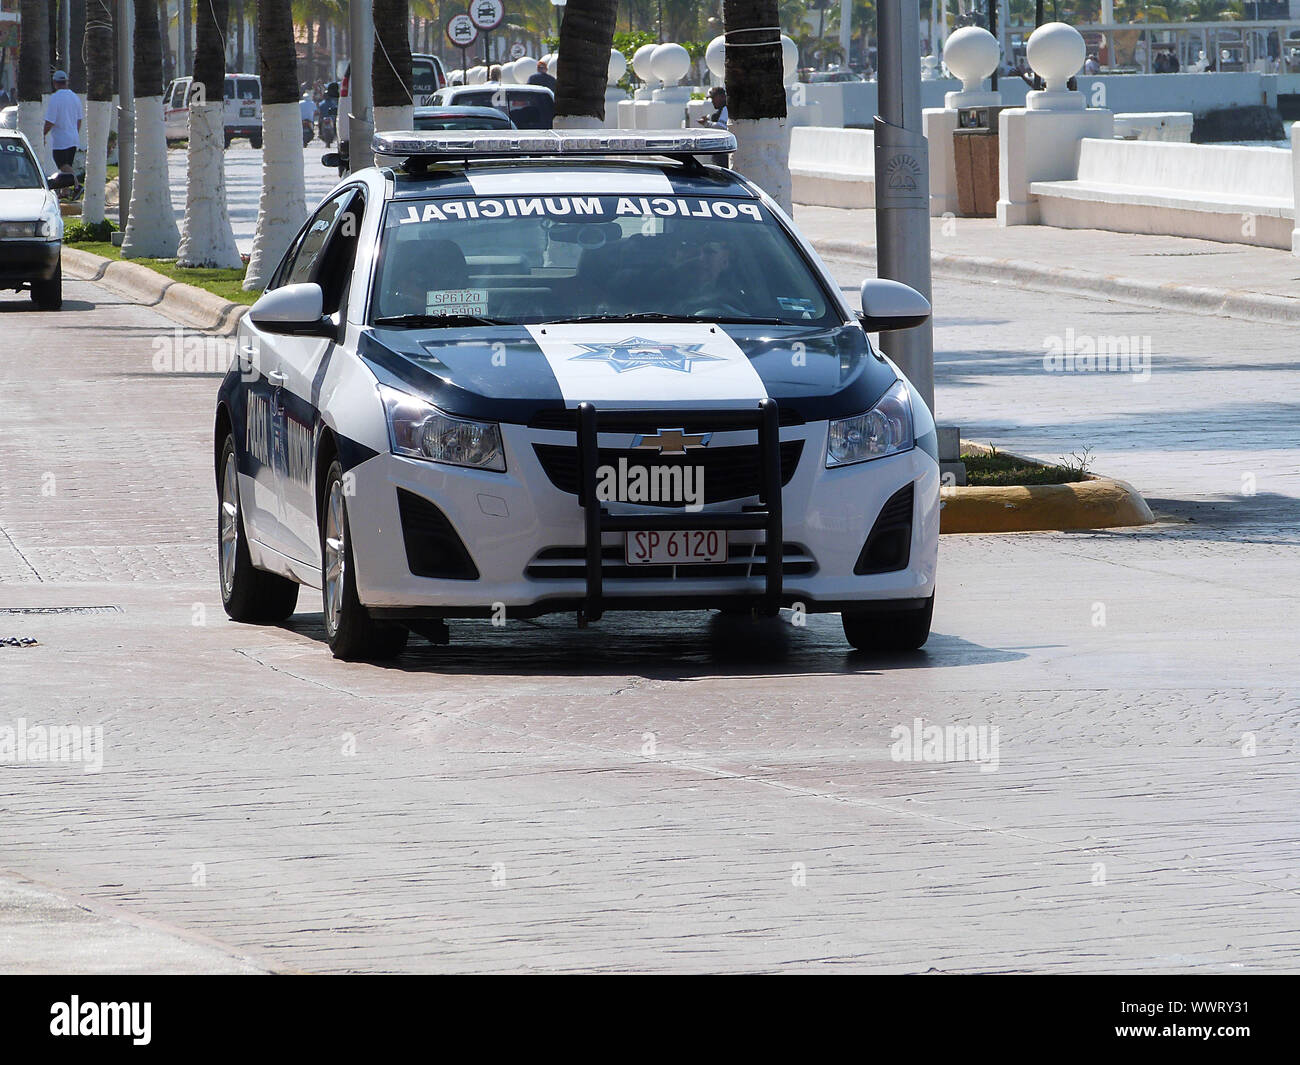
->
[215,129,939,660]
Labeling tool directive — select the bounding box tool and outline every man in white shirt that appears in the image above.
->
[698,87,729,129]
[44,69,83,174]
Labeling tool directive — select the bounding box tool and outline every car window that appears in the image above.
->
[371,194,835,326]
[223,77,234,99]
[0,139,43,189]
[412,58,441,96]
[316,190,366,315]
[283,190,354,289]
[413,113,510,130]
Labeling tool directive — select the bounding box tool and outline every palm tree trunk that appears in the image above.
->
[83,0,115,225]
[373,0,414,133]
[122,0,182,256]
[178,0,241,267]
[245,0,305,289]
[158,0,173,83]
[235,0,245,72]
[554,0,617,127]
[18,0,50,172]
[723,0,791,213]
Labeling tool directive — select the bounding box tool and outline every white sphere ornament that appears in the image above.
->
[1027,22,1086,93]
[632,43,659,84]
[650,43,690,86]
[511,56,536,84]
[780,35,798,86]
[943,26,1000,92]
[607,48,627,86]
[705,35,726,81]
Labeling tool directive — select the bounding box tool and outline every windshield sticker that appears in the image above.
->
[777,296,816,316]
[395,196,762,224]
[426,288,489,315]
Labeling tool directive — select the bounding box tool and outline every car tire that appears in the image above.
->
[218,435,299,623]
[320,460,408,661]
[842,594,934,652]
[31,262,61,311]
[223,132,232,149]
[250,132,263,149]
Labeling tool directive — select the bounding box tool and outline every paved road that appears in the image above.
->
[1,261,1297,973]
[163,142,341,255]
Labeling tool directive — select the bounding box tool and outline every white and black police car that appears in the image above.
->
[215,129,940,660]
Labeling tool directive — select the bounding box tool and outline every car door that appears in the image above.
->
[266,187,366,567]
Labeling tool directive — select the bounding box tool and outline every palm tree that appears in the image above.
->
[245,0,306,289]
[554,0,617,127]
[82,1,115,227]
[121,0,182,257]
[724,0,792,212]
[177,0,242,267]
[17,0,49,173]
[373,0,414,133]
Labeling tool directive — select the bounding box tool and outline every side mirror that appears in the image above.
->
[249,282,331,336]
[320,151,341,168]
[858,278,931,332]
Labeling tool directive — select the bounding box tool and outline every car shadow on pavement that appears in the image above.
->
[281,610,1026,677]
[0,298,96,313]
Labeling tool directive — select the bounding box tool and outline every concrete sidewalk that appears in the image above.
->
[0,872,271,974]
[795,206,1300,324]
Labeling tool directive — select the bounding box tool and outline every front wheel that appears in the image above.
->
[320,461,408,661]
[842,594,934,652]
[30,262,61,310]
[218,435,299,623]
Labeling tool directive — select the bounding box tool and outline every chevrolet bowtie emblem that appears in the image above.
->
[633,429,711,455]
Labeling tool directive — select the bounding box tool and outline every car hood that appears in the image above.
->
[0,188,52,221]
[360,322,899,425]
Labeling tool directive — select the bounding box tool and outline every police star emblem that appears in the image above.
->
[569,336,724,374]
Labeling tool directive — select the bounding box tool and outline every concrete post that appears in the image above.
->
[348,0,373,173]
[874,0,935,415]
[116,0,134,239]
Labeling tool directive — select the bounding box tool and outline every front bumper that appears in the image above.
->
[0,239,60,283]
[344,413,940,619]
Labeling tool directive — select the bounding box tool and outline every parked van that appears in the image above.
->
[336,53,447,174]
[164,73,263,148]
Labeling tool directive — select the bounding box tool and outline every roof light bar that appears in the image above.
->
[373,128,737,162]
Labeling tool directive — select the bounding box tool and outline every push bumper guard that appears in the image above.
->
[574,399,783,623]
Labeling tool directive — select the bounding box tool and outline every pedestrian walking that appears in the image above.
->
[43,70,83,177]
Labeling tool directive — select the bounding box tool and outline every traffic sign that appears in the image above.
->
[446,14,478,48]
[469,0,505,31]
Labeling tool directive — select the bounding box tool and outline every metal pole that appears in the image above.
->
[179,0,189,78]
[117,0,134,234]
[874,0,935,413]
[348,0,373,172]
[839,0,851,67]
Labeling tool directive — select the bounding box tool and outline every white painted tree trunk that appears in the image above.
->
[730,117,793,215]
[553,115,602,130]
[372,104,413,137]
[244,101,307,290]
[177,101,242,268]
[82,98,113,226]
[17,100,48,174]
[121,96,181,258]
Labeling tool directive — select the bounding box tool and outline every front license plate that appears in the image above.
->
[625,530,727,566]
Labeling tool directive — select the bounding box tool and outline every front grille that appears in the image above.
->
[525,541,816,581]
[533,440,803,506]
[527,407,805,431]
[854,482,914,575]
[396,488,480,580]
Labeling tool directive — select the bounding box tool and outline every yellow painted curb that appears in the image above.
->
[940,477,1154,533]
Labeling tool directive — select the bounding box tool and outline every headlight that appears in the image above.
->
[826,379,914,467]
[0,221,39,239]
[380,385,505,472]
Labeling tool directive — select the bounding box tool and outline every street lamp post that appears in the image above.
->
[550,0,566,38]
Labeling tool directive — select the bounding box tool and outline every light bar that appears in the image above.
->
[373,128,737,162]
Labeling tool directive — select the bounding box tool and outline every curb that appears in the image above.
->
[810,236,1300,326]
[63,247,249,335]
[940,476,1155,533]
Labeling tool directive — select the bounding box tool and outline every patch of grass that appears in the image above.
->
[106,163,118,182]
[72,242,260,305]
[63,218,118,243]
[961,444,1093,487]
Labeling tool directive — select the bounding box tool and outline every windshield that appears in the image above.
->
[0,141,43,189]
[372,194,837,327]
[414,113,510,130]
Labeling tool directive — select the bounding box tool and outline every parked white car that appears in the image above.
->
[0,129,63,310]
[164,73,263,148]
